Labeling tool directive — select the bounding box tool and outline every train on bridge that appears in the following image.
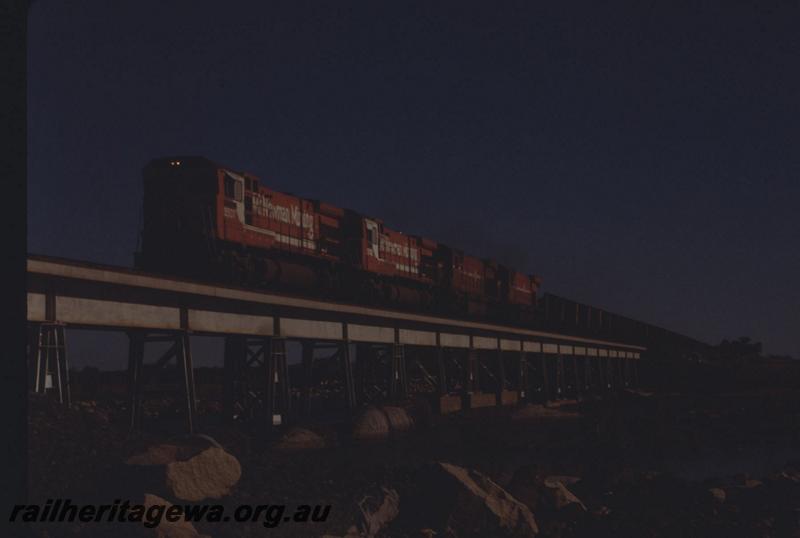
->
[133,156,706,354]
[26,156,709,433]
[135,156,541,324]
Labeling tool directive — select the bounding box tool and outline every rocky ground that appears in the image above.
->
[26,381,800,538]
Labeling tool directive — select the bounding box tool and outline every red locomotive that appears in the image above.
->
[134,156,541,322]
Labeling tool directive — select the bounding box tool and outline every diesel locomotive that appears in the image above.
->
[134,157,542,324]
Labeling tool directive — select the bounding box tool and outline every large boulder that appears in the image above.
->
[274,427,326,451]
[381,406,414,434]
[543,477,586,511]
[353,407,391,441]
[709,487,726,504]
[166,447,242,502]
[125,437,241,502]
[406,462,538,537]
[353,405,418,441]
[358,487,401,537]
[506,467,587,537]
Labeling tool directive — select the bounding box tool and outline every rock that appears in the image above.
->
[166,447,242,501]
[420,529,437,537]
[434,462,539,536]
[506,466,547,513]
[358,487,400,538]
[743,479,763,489]
[508,467,586,516]
[709,488,726,503]
[353,407,391,441]
[543,478,586,511]
[143,494,210,538]
[382,406,414,434]
[275,427,326,450]
[126,440,241,502]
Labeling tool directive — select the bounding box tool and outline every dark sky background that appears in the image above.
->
[28,1,799,367]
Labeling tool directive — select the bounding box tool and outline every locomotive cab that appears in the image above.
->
[135,156,221,279]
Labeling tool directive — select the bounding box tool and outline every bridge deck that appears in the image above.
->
[27,255,644,358]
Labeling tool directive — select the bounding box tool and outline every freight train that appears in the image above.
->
[538,293,709,356]
[133,156,708,355]
[134,157,542,324]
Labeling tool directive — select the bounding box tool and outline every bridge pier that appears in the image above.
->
[299,340,315,416]
[570,355,581,400]
[354,343,372,405]
[600,356,610,391]
[621,357,628,388]
[517,350,527,401]
[436,345,448,396]
[339,339,357,413]
[495,348,506,404]
[581,356,591,395]
[127,330,196,433]
[29,322,71,406]
[222,335,291,427]
[540,353,551,402]
[389,343,408,401]
[554,354,565,400]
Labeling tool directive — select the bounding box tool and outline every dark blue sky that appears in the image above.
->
[28,1,799,358]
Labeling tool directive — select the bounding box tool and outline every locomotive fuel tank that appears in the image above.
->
[382,283,432,309]
[258,258,321,290]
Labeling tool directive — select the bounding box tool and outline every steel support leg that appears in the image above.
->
[127,330,145,431]
[496,349,506,403]
[354,343,371,404]
[600,357,609,391]
[340,341,356,412]
[622,359,629,388]
[555,354,564,399]
[572,355,580,399]
[541,353,550,402]
[264,337,277,424]
[584,356,592,393]
[465,349,478,393]
[177,332,196,434]
[223,335,246,421]
[437,346,448,396]
[300,341,315,416]
[390,344,408,401]
[127,331,196,434]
